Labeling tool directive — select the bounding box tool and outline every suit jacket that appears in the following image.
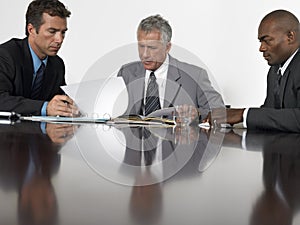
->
[0,38,66,115]
[247,50,300,132]
[117,55,224,119]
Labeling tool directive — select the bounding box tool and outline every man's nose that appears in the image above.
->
[259,42,266,52]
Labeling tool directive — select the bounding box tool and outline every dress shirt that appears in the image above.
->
[243,48,299,128]
[144,54,169,109]
[28,42,48,116]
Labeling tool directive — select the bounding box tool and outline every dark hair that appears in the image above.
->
[262,9,299,33]
[25,0,71,36]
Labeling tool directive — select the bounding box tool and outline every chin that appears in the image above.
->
[143,64,156,71]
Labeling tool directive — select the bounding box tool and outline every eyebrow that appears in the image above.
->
[258,35,269,41]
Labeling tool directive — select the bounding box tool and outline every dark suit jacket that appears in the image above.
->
[117,55,224,119]
[0,38,66,115]
[247,50,300,132]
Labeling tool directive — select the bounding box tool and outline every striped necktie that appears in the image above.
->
[145,71,161,116]
[31,62,45,100]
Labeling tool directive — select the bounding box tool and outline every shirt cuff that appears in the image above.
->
[242,108,249,128]
[41,102,48,116]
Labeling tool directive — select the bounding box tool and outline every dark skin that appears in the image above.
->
[204,11,300,127]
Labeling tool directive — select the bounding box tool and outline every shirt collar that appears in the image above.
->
[28,41,48,74]
[278,48,298,75]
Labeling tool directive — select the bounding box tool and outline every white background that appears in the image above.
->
[1,0,300,107]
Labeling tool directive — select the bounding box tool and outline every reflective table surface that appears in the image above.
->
[0,121,299,225]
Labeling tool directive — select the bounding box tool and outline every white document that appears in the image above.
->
[61,77,128,118]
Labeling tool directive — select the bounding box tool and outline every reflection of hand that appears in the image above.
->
[222,130,243,148]
[174,125,200,144]
[46,123,78,144]
[203,108,245,126]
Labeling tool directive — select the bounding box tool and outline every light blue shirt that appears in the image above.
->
[28,42,48,116]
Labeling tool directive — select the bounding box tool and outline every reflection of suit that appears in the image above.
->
[119,126,211,181]
[244,132,300,224]
[247,51,300,132]
[0,38,66,115]
[117,55,224,119]
[0,122,60,191]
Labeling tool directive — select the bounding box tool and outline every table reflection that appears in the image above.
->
[223,130,300,225]
[0,122,78,225]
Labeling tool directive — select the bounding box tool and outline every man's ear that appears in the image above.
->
[27,23,37,37]
[287,30,296,44]
[166,42,172,53]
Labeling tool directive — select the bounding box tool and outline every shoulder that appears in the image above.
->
[0,38,26,57]
[169,55,207,74]
[48,54,64,67]
[119,61,142,72]
[117,60,143,78]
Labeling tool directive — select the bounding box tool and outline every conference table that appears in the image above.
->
[0,120,299,225]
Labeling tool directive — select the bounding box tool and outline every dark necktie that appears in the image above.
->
[31,62,45,100]
[274,69,282,109]
[143,127,157,166]
[145,72,161,116]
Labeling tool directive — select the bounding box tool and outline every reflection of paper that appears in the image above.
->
[198,122,210,129]
[22,116,108,123]
[61,77,128,118]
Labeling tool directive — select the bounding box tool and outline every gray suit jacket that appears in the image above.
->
[117,55,224,119]
[247,51,300,132]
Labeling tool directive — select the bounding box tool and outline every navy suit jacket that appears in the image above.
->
[0,38,66,115]
[247,50,300,132]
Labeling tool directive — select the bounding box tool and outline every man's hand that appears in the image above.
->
[203,108,245,127]
[174,104,199,125]
[46,95,79,117]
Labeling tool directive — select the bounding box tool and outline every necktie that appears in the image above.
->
[31,62,45,100]
[145,72,161,116]
[143,127,157,166]
[274,68,282,109]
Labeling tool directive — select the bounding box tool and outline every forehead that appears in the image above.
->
[258,19,284,39]
[137,29,161,42]
[40,12,67,28]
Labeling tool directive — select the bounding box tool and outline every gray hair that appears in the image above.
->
[137,14,172,44]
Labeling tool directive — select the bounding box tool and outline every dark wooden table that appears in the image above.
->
[0,121,299,225]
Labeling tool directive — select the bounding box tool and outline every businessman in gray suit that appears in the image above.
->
[117,15,224,120]
[206,10,300,132]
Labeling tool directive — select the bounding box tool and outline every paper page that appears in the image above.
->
[61,77,128,118]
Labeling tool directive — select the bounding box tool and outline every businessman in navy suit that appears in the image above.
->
[207,10,300,132]
[0,0,78,116]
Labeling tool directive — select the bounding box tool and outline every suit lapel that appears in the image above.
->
[164,56,181,107]
[279,51,300,107]
[132,64,146,114]
[21,39,34,98]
